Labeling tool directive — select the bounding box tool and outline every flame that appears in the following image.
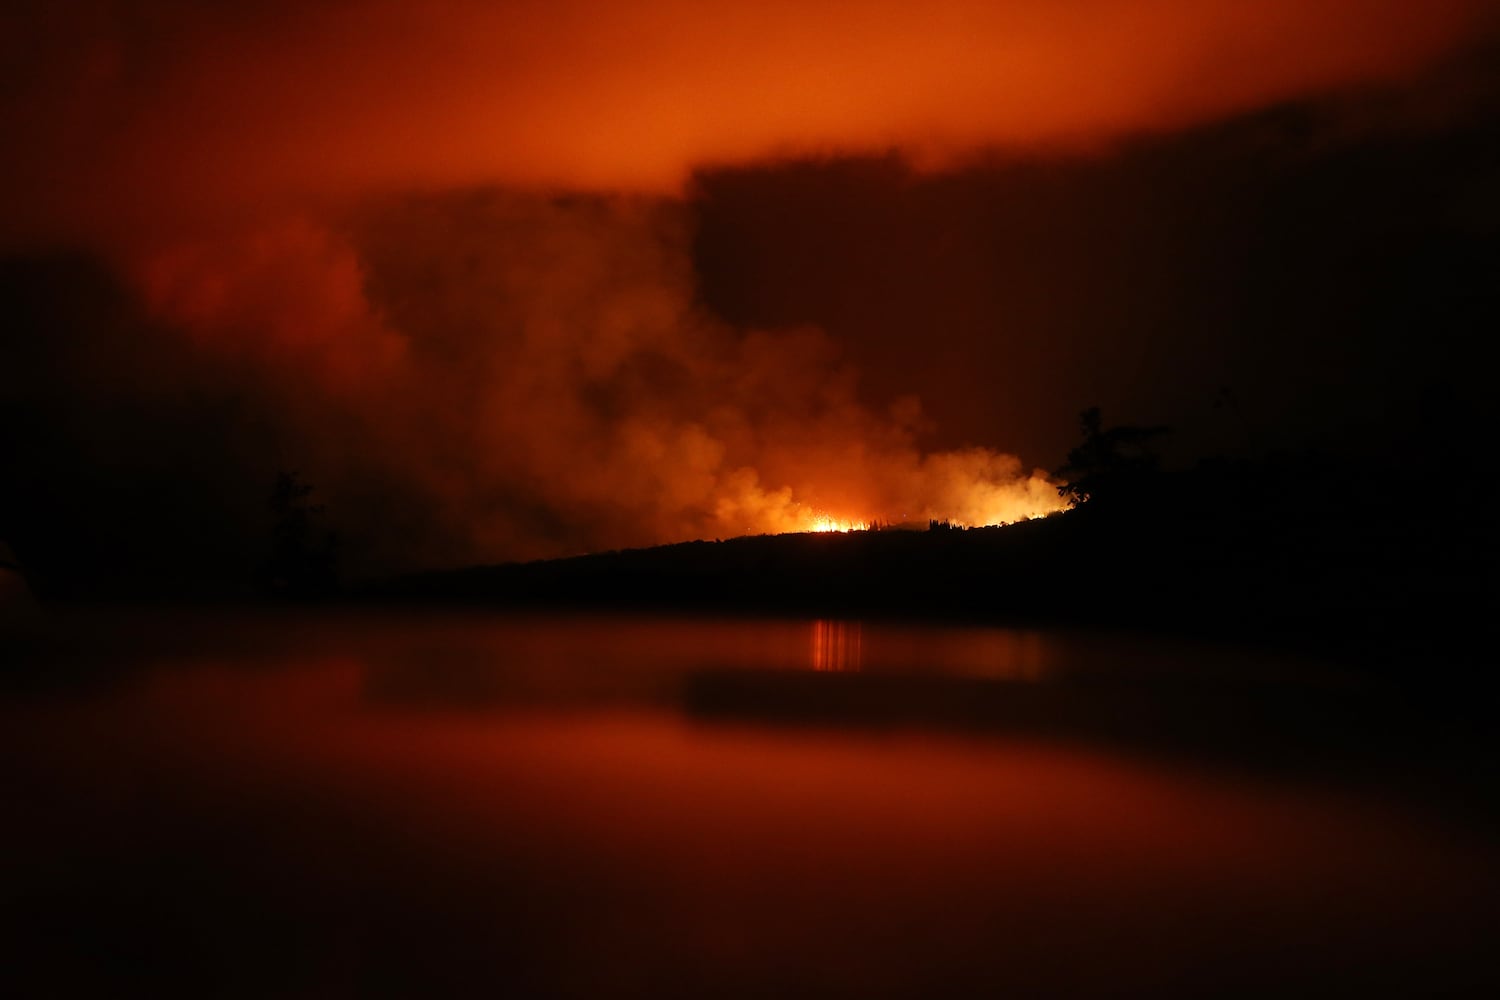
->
[805,514,866,534]
[794,499,1061,537]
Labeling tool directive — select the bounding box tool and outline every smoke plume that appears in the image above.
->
[122,192,1060,572]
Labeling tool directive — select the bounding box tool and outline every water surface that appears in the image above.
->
[2,611,1494,997]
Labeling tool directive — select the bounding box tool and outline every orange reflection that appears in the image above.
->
[4,613,1498,996]
[811,619,862,671]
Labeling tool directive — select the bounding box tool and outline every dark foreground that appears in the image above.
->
[2,609,1497,998]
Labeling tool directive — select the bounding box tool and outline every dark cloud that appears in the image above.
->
[693,73,1500,465]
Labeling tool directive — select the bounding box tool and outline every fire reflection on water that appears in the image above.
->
[2,612,1497,997]
[811,619,861,671]
[807,619,1050,680]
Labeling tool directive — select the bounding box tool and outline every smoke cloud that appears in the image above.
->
[119,192,1059,572]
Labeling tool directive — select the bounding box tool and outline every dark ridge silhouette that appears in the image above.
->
[362,445,1493,685]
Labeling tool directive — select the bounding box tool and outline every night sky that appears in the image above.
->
[2,1,1496,592]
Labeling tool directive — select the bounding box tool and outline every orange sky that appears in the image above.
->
[3,0,1494,246]
[2,0,1497,574]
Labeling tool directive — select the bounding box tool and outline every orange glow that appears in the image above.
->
[2,0,1493,246]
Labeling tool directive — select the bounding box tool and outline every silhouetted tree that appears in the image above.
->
[265,471,339,599]
[1055,407,1170,507]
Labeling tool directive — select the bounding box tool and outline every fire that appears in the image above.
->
[753,446,1069,541]
[806,514,866,533]
[795,501,1061,536]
